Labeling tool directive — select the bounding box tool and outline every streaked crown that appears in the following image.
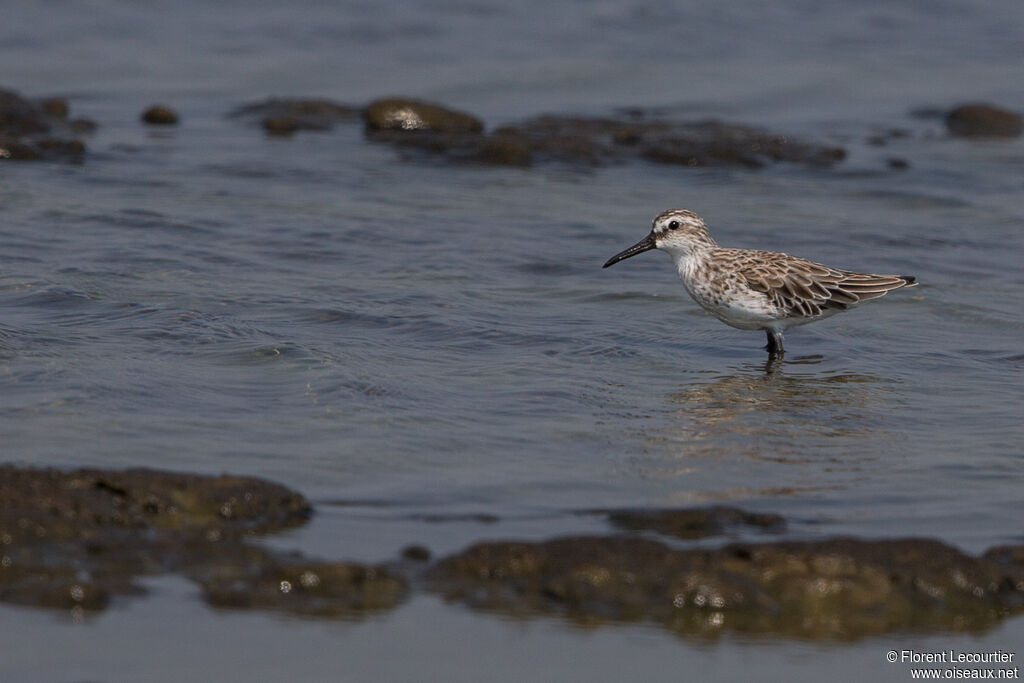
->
[651,209,717,252]
[602,207,719,269]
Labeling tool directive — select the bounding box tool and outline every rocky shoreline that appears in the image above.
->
[4,84,1020,171]
[2,465,1021,640]
[0,88,94,161]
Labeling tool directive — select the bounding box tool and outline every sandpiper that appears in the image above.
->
[603,209,917,356]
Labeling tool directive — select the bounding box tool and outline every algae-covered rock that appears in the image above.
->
[0,465,411,618]
[428,535,1024,639]
[39,97,69,118]
[229,94,846,171]
[945,103,1022,138]
[0,466,311,544]
[0,88,49,136]
[0,86,91,161]
[365,97,483,133]
[367,109,845,169]
[262,116,301,136]
[642,120,846,168]
[8,464,1020,637]
[476,135,533,166]
[200,556,407,616]
[0,466,322,614]
[0,137,41,160]
[141,104,179,125]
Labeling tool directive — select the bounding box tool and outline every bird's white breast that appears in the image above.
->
[673,251,780,330]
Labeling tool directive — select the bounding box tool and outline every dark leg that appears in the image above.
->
[764,329,785,357]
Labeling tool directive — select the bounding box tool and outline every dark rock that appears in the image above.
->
[36,137,86,157]
[601,506,785,539]
[0,136,40,160]
[0,564,113,611]
[526,115,845,168]
[38,97,68,119]
[228,94,845,171]
[200,557,407,616]
[0,464,409,618]
[644,121,846,168]
[0,550,143,612]
[0,466,311,541]
[0,87,88,161]
[366,128,493,166]
[229,97,361,132]
[367,110,845,170]
[402,545,432,562]
[0,466,323,614]
[984,545,1024,578]
[0,88,50,135]
[5,463,1023,636]
[364,97,483,133]
[263,116,300,136]
[611,126,644,146]
[476,136,532,166]
[428,535,1024,639]
[141,104,179,125]
[945,103,1022,138]
[487,116,616,165]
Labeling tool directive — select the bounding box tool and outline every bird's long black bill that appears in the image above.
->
[603,233,656,268]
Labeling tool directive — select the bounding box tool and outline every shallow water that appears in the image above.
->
[2,1,1024,681]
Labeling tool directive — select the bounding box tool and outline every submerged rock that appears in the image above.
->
[141,104,179,125]
[642,120,846,168]
[262,116,301,136]
[428,535,1024,639]
[231,94,846,170]
[0,556,132,611]
[0,86,92,161]
[367,111,846,169]
[461,115,836,168]
[600,505,785,539]
[945,103,1022,138]
[228,97,361,134]
[481,115,623,166]
[200,555,407,616]
[38,97,69,119]
[0,88,49,136]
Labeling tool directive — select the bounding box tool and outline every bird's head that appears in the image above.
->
[603,209,716,268]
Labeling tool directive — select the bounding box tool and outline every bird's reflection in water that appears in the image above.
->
[653,355,898,467]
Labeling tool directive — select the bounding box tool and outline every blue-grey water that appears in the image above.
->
[2,1,1023,681]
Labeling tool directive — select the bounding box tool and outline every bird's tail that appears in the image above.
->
[899,275,918,287]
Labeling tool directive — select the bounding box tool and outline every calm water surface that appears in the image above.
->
[2,1,1023,681]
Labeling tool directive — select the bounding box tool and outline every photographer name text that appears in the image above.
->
[900,651,1016,664]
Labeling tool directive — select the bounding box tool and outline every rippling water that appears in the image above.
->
[2,1,1023,681]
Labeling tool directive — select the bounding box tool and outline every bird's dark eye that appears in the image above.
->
[668,220,680,230]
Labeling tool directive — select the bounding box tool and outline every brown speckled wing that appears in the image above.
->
[733,250,914,319]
